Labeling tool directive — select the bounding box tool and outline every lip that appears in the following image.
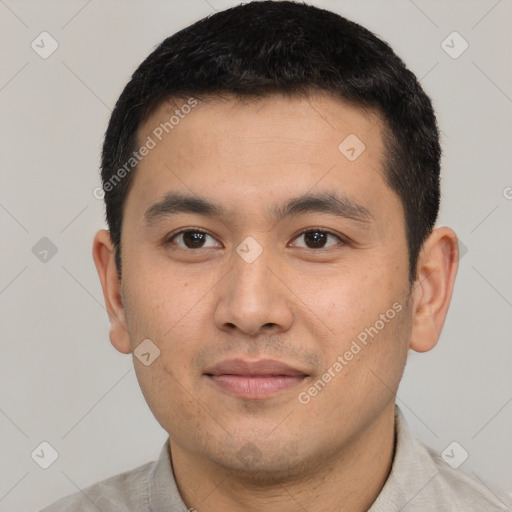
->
[204,358,309,400]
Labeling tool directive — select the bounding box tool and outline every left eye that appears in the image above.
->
[291,229,343,250]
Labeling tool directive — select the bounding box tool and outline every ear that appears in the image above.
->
[92,229,132,354]
[409,227,459,353]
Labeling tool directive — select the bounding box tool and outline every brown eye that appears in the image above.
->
[292,229,343,249]
[166,229,221,249]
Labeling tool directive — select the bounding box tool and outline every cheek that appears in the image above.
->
[134,359,208,449]
[318,272,385,340]
[318,268,409,381]
[300,300,410,432]
[126,261,198,328]
[123,270,205,374]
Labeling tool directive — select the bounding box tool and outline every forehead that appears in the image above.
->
[124,92,401,232]
[139,92,383,160]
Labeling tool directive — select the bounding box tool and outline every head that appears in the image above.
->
[93,1,458,482]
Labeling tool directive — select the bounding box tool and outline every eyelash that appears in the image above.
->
[164,227,347,251]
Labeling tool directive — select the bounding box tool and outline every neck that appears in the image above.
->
[170,405,396,512]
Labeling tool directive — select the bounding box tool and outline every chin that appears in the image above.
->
[203,439,322,485]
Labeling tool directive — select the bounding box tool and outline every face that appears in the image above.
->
[117,93,413,479]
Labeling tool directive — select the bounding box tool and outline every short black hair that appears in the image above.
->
[101,0,441,286]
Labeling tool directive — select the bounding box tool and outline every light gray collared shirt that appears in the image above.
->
[39,405,512,511]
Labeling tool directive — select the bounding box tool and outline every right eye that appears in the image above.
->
[164,229,223,250]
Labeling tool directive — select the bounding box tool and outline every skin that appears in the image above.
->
[93,92,459,512]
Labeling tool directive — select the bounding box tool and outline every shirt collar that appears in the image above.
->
[368,404,439,511]
[147,438,188,511]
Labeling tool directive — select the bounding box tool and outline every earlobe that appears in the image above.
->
[409,227,459,353]
[92,229,132,354]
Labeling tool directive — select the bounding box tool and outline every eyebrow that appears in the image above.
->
[144,191,373,227]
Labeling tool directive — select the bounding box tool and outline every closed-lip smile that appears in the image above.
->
[204,358,309,399]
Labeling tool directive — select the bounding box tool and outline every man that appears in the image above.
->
[41,1,512,510]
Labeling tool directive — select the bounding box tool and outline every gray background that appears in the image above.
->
[0,0,511,510]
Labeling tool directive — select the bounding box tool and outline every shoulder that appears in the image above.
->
[419,442,512,511]
[38,459,154,512]
[371,406,512,511]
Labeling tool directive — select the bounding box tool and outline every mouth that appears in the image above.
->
[204,358,309,400]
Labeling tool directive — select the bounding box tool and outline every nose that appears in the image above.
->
[213,247,294,337]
